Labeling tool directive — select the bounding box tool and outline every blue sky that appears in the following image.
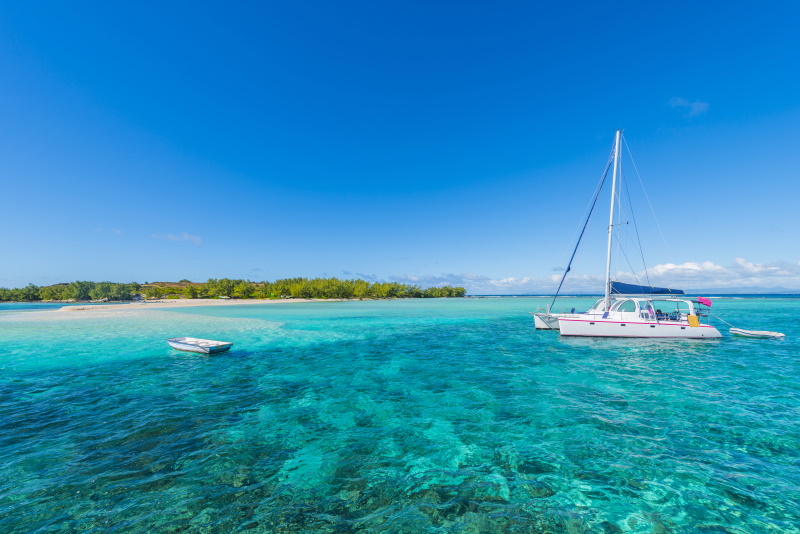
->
[1,1,799,293]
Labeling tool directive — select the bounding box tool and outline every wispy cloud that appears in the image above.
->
[342,270,379,281]
[94,228,123,235]
[389,272,490,287]
[151,232,203,246]
[669,97,709,117]
[389,272,560,294]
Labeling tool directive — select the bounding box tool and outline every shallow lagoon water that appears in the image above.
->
[1,297,798,533]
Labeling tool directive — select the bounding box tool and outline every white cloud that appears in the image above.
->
[648,261,726,277]
[151,232,203,246]
[733,257,782,274]
[392,257,800,294]
[669,97,709,117]
[631,258,800,290]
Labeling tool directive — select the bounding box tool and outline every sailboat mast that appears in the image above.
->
[604,129,622,309]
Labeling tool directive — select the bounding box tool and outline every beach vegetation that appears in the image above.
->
[182,285,204,299]
[68,281,95,301]
[83,282,135,301]
[39,283,70,301]
[233,281,255,299]
[143,286,164,299]
[205,278,242,298]
[0,281,140,302]
[0,277,467,302]
[5,284,42,302]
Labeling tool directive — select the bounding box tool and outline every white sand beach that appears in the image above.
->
[61,298,352,312]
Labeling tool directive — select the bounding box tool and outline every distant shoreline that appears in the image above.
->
[59,298,374,312]
[465,293,800,297]
[2,293,798,312]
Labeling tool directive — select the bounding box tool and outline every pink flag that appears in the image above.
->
[697,297,712,308]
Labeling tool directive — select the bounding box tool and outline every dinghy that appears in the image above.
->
[730,328,785,339]
[167,337,234,353]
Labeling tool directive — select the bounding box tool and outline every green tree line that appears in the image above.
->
[0,278,466,301]
[0,281,141,302]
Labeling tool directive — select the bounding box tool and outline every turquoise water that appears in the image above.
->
[1,297,798,533]
[0,302,78,312]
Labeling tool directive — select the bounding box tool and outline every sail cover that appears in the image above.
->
[610,281,684,295]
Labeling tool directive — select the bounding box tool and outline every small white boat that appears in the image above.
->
[167,337,234,353]
[730,328,785,339]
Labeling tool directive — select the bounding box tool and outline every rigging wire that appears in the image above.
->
[613,156,624,281]
[622,134,676,281]
[613,232,643,287]
[556,143,617,281]
[610,152,640,287]
[621,155,652,288]
[550,156,614,309]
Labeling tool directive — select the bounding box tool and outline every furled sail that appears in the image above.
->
[610,281,684,295]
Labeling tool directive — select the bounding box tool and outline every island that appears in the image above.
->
[0,277,467,303]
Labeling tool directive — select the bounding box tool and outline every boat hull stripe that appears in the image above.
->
[559,318,716,328]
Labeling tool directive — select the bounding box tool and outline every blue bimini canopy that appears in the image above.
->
[610,281,685,295]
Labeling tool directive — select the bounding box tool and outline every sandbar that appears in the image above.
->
[61,298,352,312]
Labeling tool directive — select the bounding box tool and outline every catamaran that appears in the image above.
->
[533,130,722,338]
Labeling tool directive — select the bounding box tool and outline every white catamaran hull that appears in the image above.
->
[559,317,722,338]
[533,313,565,330]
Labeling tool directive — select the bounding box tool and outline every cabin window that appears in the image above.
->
[589,299,606,311]
[613,300,637,313]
